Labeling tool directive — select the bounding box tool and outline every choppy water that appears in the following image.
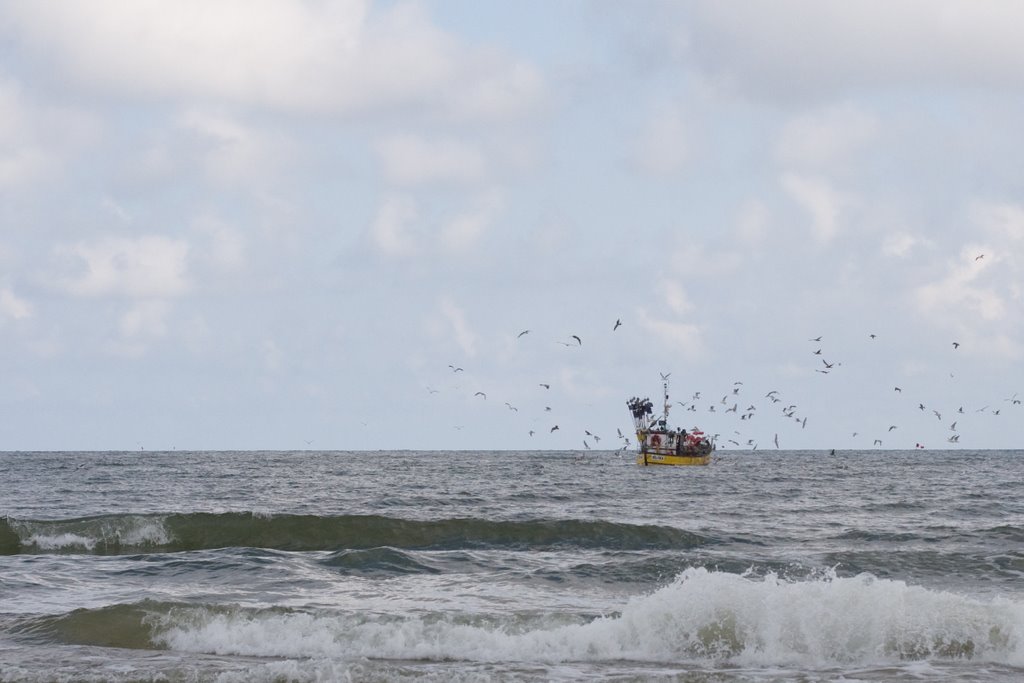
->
[1,449,1023,682]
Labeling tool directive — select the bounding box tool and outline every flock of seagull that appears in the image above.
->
[423,306,1019,450]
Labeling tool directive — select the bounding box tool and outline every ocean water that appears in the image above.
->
[1,449,1022,682]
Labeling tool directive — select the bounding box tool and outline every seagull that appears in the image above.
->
[613,319,622,331]
[949,421,957,431]
[505,402,518,412]
[426,386,439,394]
[583,440,590,450]
[517,329,530,338]
[571,335,582,345]
[539,383,550,389]
[952,341,960,349]
[888,425,898,431]
[809,336,822,342]
[975,254,984,261]
[661,372,672,381]
[773,433,779,448]
[874,439,883,445]
[474,391,487,399]
[449,365,464,372]
[894,387,902,393]
[550,425,560,432]
[869,333,877,339]
[948,434,960,442]
[529,430,535,436]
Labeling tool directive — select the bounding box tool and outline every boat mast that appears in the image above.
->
[662,377,670,425]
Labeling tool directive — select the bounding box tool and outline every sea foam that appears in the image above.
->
[150,568,1024,667]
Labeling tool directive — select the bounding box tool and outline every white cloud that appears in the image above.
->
[881,232,922,258]
[192,216,246,273]
[0,287,32,320]
[777,103,878,167]
[1,0,544,120]
[55,235,190,298]
[780,173,848,243]
[970,201,1024,244]
[119,300,170,339]
[440,191,503,252]
[679,1,1024,99]
[369,196,419,256]
[635,307,704,360]
[914,248,1004,322]
[0,77,53,187]
[438,297,477,357]
[658,279,694,316]
[179,110,293,187]
[629,105,689,174]
[376,134,485,186]
[734,200,770,246]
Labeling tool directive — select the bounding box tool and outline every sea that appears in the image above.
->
[1,449,1022,682]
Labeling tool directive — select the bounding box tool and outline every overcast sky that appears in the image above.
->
[2,1,1023,451]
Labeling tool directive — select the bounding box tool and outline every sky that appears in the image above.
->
[1,0,1023,451]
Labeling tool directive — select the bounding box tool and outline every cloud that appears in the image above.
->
[369,195,419,256]
[0,286,32,321]
[780,173,848,243]
[178,110,295,187]
[881,232,926,258]
[658,279,694,316]
[376,134,486,186]
[55,235,190,298]
[1,0,544,120]
[777,103,878,167]
[440,191,503,252]
[628,105,689,174]
[677,1,1024,99]
[635,307,704,360]
[438,297,477,357]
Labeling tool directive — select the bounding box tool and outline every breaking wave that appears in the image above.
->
[13,569,1024,668]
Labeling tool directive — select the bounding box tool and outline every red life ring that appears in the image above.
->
[650,434,662,447]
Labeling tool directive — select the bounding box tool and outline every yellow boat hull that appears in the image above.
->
[636,452,711,466]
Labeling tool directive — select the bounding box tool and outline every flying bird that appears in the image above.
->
[449,365,464,372]
[539,383,550,389]
[505,402,518,412]
[975,254,984,261]
[517,329,530,338]
[809,336,822,342]
[550,425,560,432]
[952,341,960,349]
[571,335,582,345]
[888,425,898,431]
[474,391,487,399]
[613,319,622,331]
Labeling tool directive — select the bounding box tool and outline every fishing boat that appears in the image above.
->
[627,378,715,466]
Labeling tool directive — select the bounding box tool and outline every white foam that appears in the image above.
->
[151,568,1024,667]
[15,515,172,552]
[25,532,97,551]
